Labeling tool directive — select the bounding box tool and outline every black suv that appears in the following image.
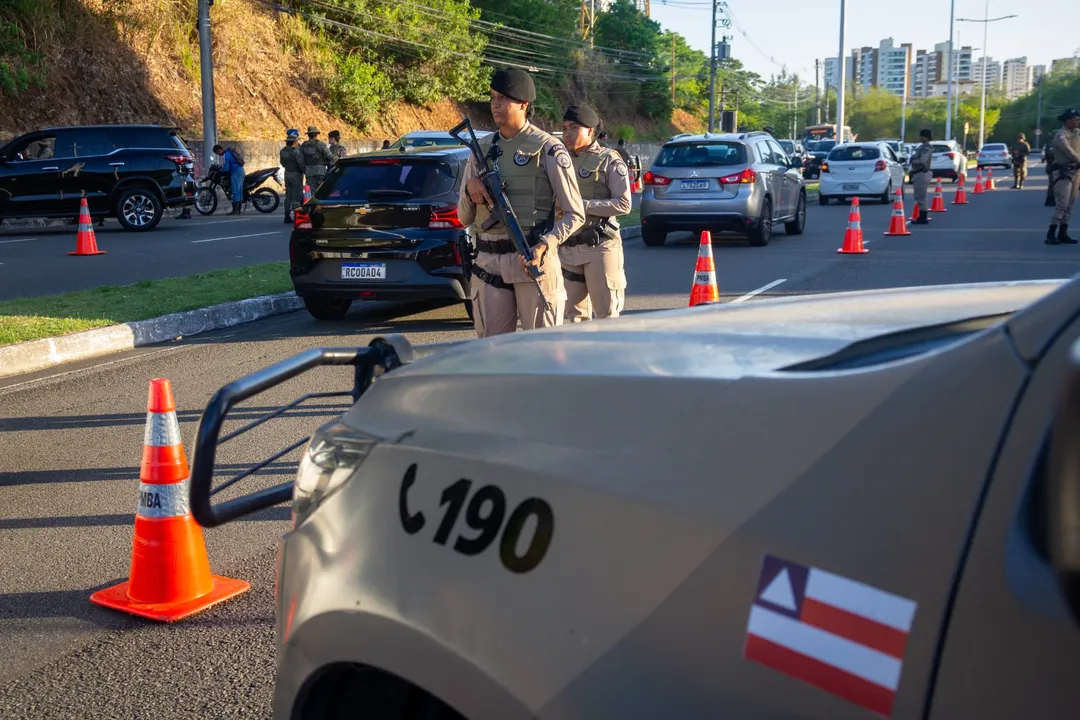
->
[0,124,196,231]
[289,146,473,321]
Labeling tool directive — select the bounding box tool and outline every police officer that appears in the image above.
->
[280,128,305,223]
[558,105,632,322]
[301,125,335,193]
[457,67,586,337]
[909,129,934,224]
[1047,109,1080,245]
[1046,142,1058,207]
[328,130,346,164]
[1011,132,1031,189]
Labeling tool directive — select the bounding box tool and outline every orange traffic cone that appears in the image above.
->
[68,197,106,256]
[838,198,868,254]
[90,379,250,622]
[884,189,911,236]
[953,174,969,205]
[930,179,947,212]
[972,170,985,194]
[986,168,996,190]
[688,230,720,306]
[909,201,922,223]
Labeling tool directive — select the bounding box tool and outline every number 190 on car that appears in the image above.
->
[341,263,386,280]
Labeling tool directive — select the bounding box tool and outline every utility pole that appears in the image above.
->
[815,59,822,124]
[708,0,717,132]
[197,0,217,174]
[1035,75,1043,151]
[836,0,847,142]
[945,0,956,141]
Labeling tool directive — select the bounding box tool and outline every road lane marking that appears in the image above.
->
[0,238,33,244]
[732,278,786,303]
[192,231,282,244]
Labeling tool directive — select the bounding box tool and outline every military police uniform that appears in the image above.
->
[558,105,632,322]
[457,68,586,337]
[328,132,346,164]
[301,125,335,192]
[1046,144,1058,207]
[909,131,934,223]
[1011,134,1031,189]
[280,129,306,223]
[1047,109,1080,245]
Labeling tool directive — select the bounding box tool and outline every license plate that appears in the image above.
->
[680,180,709,190]
[341,263,386,280]
[842,184,860,191]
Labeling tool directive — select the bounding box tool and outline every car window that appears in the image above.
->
[829,145,881,161]
[766,140,789,164]
[815,140,837,153]
[8,135,58,161]
[70,130,114,157]
[315,158,456,201]
[982,144,1007,152]
[104,128,187,150]
[653,142,748,168]
[931,144,953,153]
[883,145,898,162]
[778,140,794,153]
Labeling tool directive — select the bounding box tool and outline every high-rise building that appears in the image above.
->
[911,50,938,98]
[1003,57,1033,99]
[934,41,973,82]
[1032,65,1046,85]
[973,57,1002,91]
[853,46,875,91]
[823,56,851,90]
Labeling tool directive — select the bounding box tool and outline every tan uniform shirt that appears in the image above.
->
[457,124,586,253]
[577,141,633,228]
[1052,128,1080,167]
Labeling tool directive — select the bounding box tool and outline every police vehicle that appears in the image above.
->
[190,277,1080,719]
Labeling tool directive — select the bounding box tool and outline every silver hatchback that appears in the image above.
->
[639,131,807,247]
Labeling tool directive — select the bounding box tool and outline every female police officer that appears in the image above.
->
[558,105,632,321]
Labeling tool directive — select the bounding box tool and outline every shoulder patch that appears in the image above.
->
[556,150,573,170]
[615,162,628,177]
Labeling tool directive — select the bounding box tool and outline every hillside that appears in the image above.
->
[0,0,705,142]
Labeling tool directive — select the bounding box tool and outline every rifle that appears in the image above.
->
[449,118,550,307]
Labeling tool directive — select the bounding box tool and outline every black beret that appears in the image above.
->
[563,104,600,129]
[1059,109,1080,122]
[490,68,536,103]
[919,128,932,139]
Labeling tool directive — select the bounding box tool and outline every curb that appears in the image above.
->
[0,292,304,380]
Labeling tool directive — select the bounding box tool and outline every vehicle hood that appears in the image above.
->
[388,279,1066,381]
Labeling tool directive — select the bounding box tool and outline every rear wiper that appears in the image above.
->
[366,189,413,198]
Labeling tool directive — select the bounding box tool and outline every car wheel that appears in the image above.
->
[115,187,163,232]
[785,191,806,235]
[879,182,892,204]
[641,225,667,247]
[303,296,352,321]
[748,198,772,246]
[818,194,829,206]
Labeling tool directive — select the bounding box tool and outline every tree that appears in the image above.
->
[847,87,902,139]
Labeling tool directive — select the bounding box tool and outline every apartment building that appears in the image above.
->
[973,57,1002,91]
[1003,57,1033,100]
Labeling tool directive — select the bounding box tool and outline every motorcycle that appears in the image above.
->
[195,165,282,215]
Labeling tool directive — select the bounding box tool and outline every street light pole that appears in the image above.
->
[708,0,717,133]
[958,7,1018,149]
[836,0,847,142]
[945,0,956,141]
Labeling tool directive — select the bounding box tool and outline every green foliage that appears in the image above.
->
[612,123,635,141]
[328,53,396,127]
[991,70,1080,144]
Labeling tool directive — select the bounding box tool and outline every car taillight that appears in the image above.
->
[820,162,830,173]
[945,152,955,159]
[429,206,463,229]
[720,168,757,184]
[643,171,671,186]
[164,154,191,165]
[874,159,887,172]
[451,241,462,266]
[293,210,312,230]
[368,158,401,165]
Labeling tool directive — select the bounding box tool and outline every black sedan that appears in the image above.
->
[802,139,837,180]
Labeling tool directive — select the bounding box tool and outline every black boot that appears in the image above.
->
[1048,225,1060,245]
[227,201,241,215]
[284,211,293,224]
[1059,224,1078,244]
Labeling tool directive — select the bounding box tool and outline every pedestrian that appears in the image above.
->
[212,143,246,215]
[763,125,776,137]
[909,129,934,224]
[1046,109,1080,245]
[301,126,335,193]
[382,139,391,150]
[615,137,631,164]
[558,104,631,323]
[1011,132,1031,189]
[457,67,585,337]
[328,130,346,164]
[280,128,305,224]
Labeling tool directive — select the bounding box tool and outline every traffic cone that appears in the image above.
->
[884,189,911,236]
[986,168,996,190]
[688,230,720,306]
[953,174,969,205]
[303,184,312,202]
[68,197,106,256]
[909,201,922,223]
[90,379,250,622]
[972,170,985,194]
[838,197,869,254]
[930,179,947,212]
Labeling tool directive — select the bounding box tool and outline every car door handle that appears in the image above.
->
[42,166,58,171]
[109,162,125,167]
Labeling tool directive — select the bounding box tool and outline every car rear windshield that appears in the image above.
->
[982,144,1007,151]
[813,140,837,153]
[653,142,747,168]
[316,159,456,201]
[829,146,880,161]
[778,140,794,152]
[932,144,954,153]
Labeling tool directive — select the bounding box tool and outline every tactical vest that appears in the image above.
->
[474,126,554,235]
[573,146,615,227]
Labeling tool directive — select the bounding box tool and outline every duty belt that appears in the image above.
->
[562,267,586,283]
[471,265,511,291]
[910,167,931,174]
[564,231,604,248]
[476,238,516,255]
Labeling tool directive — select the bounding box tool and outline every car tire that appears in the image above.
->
[748,198,772,246]
[115,186,163,232]
[785,191,806,235]
[303,296,352,321]
[879,182,892,204]
[641,225,667,247]
[819,194,829,206]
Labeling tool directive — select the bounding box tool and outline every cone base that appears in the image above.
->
[90,574,250,622]
[952,200,968,205]
[837,248,869,254]
[68,250,107,256]
[883,230,911,236]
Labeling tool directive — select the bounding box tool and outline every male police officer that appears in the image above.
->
[909,129,934,224]
[301,125,335,193]
[1047,109,1080,245]
[280,128,305,223]
[457,68,585,337]
[558,105,632,322]
[1011,132,1031,189]
[328,130,346,164]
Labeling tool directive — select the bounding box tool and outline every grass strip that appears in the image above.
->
[0,262,292,346]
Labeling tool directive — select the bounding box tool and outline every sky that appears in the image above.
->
[644,0,1070,83]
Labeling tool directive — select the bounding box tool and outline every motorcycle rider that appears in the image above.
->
[213,144,246,215]
[280,129,305,223]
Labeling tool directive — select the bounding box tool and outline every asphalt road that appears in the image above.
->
[1,163,1076,719]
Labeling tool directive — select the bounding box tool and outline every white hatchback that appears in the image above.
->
[977,143,1012,170]
[818,142,907,205]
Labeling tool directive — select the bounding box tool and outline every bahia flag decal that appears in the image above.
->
[744,554,919,718]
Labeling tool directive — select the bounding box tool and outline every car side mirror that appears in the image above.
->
[1047,337,1080,625]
